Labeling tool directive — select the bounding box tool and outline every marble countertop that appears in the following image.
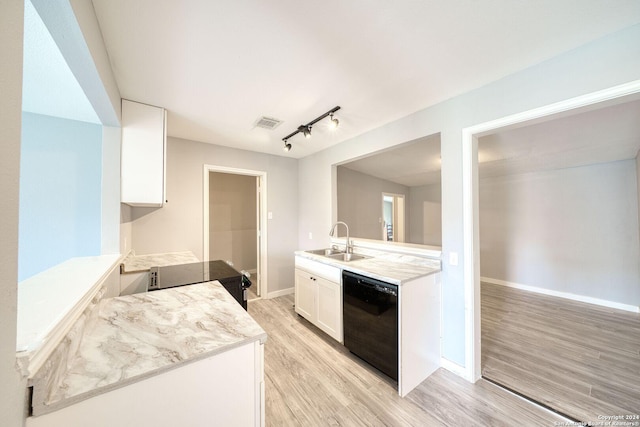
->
[31,281,267,416]
[17,254,122,356]
[120,251,200,273]
[295,250,441,285]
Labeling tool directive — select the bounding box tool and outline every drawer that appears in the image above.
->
[295,256,341,283]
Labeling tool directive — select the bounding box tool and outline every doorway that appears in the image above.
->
[463,79,640,382]
[381,193,405,242]
[203,165,267,299]
[462,80,640,421]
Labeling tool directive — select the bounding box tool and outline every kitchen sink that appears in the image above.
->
[304,249,370,262]
[325,253,370,262]
[306,248,344,256]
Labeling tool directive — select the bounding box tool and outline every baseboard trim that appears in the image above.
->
[440,358,468,380]
[481,277,640,313]
[266,287,294,299]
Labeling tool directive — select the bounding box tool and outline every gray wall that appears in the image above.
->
[209,172,257,271]
[408,183,442,246]
[1,2,27,426]
[129,137,298,294]
[479,161,640,306]
[637,150,640,247]
[337,166,409,240]
[298,24,640,366]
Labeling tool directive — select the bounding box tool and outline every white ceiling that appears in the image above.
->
[341,134,442,187]
[90,0,640,158]
[22,0,100,124]
[478,98,640,178]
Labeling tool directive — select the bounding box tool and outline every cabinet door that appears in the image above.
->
[316,277,343,342]
[294,269,316,321]
[121,99,166,207]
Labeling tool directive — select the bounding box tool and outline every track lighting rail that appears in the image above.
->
[282,106,341,151]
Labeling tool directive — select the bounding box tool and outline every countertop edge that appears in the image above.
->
[17,254,124,376]
[294,251,441,285]
[32,331,267,417]
[120,267,150,275]
[120,251,200,274]
[31,281,267,418]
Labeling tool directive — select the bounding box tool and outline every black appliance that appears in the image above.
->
[342,270,398,380]
[149,260,251,310]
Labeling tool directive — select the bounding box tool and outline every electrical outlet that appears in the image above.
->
[268,212,273,220]
[449,252,459,266]
[308,232,313,240]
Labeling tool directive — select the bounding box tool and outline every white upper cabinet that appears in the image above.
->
[121,99,167,207]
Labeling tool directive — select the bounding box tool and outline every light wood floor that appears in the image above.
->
[247,285,259,301]
[482,282,640,423]
[249,294,565,426]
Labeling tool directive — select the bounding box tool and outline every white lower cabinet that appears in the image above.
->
[26,341,265,427]
[294,269,317,320]
[315,277,342,340]
[398,272,441,397]
[294,257,342,342]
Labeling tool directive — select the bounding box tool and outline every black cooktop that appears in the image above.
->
[149,260,243,291]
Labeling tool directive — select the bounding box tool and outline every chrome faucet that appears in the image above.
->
[329,221,352,253]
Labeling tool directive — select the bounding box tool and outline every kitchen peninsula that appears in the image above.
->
[295,240,442,397]
[27,281,266,427]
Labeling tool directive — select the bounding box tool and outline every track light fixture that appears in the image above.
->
[281,106,340,151]
[329,113,339,129]
[298,125,312,138]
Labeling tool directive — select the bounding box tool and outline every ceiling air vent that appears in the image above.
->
[254,116,283,130]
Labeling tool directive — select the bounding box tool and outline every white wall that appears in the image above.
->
[129,137,298,293]
[120,205,133,255]
[337,166,409,240]
[298,24,640,367]
[408,183,442,246]
[101,126,121,255]
[479,161,640,306]
[0,2,121,425]
[28,0,123,258]
[19,112,103,281]
[32,0,121,126]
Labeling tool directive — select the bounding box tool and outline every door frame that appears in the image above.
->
[381,192,405,242]
[203,164,268,298]
[461,79,640,383]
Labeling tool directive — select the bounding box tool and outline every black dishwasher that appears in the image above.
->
[343,270,398,380]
